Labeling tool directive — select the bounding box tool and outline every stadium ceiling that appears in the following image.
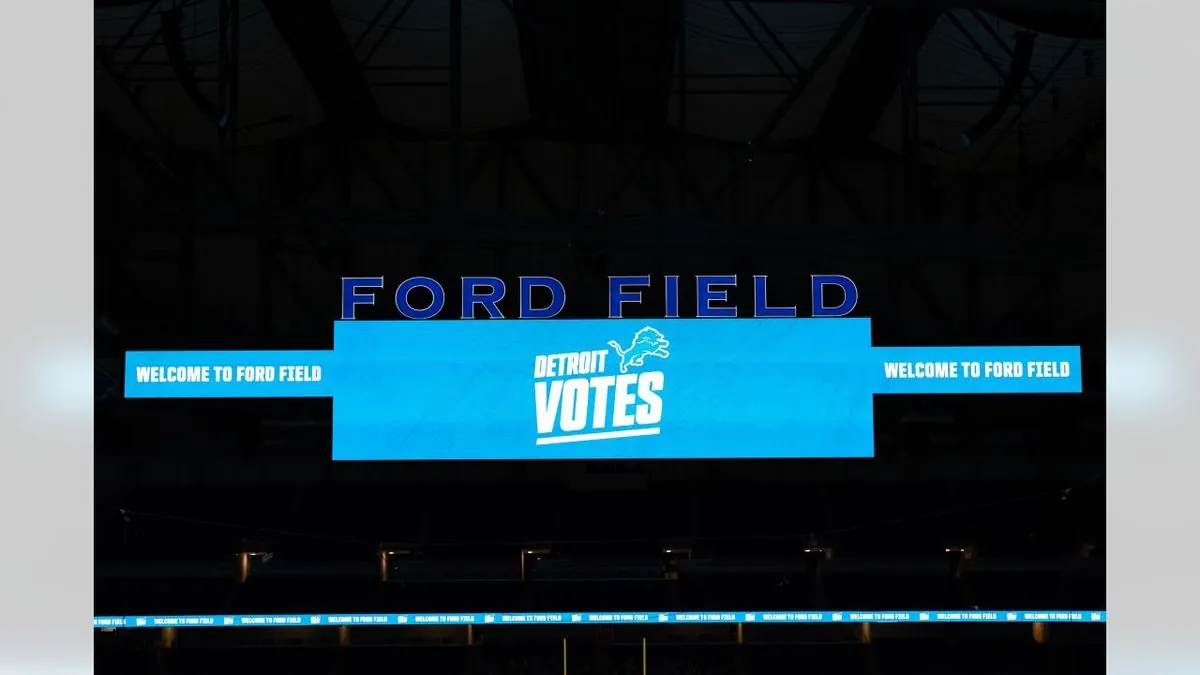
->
[94,0,1104,12]
[95,0,1104,170]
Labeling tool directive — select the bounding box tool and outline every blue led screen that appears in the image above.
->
[125,318,1082,460]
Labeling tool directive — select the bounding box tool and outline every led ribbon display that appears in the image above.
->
[95,610,1107,629]
[125,318,1083,460]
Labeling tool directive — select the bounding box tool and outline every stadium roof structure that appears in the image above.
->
[95,0,1104,171]
[93,0,1106,481]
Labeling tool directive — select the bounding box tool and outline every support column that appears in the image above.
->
[160,626,178,649]
[449,0,463,214]
[229,0,241,185]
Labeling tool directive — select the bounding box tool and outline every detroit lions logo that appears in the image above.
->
[607,326,671,374]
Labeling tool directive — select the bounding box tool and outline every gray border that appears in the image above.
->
[1108,6,1198,675]
[0,3,94,672]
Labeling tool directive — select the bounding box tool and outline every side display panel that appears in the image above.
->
[125,319,1083,460]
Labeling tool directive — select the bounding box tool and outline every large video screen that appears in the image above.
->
[125,318,1081,460]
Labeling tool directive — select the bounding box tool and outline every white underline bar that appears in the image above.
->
[535,427,661,445]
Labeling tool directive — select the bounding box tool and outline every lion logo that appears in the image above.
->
[607,326,671,374]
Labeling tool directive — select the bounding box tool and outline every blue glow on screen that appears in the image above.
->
[124,318,1082,461]
[95,609,1106,629]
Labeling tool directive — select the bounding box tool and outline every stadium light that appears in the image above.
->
[662,548,691,581]
[236,547,271,583]
[944,546,975,559]
[379,547,411,582]
[520,548,550,582]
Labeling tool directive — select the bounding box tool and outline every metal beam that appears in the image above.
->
[259,0,384,131]
[358,0,419,67]
[119,211,1101,262]
[699,0,1100,15]
[815,7,941,146]
[969,38,1081,170]
[94,0,1102,16]
[102,0,161,55]
[449,0,464,213]
[98,455,1101,488]
[723,1,865,145]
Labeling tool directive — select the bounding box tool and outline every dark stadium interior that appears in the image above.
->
[95,0,1104,672]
